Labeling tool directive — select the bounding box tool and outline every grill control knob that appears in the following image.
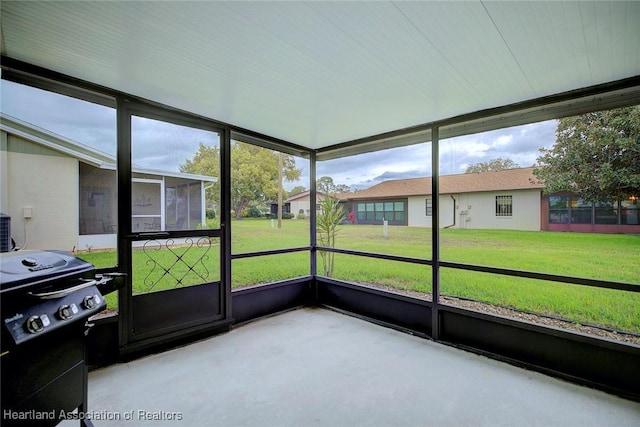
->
[83,294,101,310]
[58,303,78,320]
[25,314,50,334]
[21,257,38,267]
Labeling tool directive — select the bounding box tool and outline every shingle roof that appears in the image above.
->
[343,167,543,200]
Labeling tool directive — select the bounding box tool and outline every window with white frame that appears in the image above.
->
[495,195,513,217]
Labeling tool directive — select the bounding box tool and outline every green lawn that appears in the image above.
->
[78,219,640,334]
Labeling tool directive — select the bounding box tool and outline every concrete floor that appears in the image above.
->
[78,308,640,427]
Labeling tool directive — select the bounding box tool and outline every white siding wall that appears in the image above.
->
[456,190,541,230]
[407,190,540,230]
[3,134,79,251]
[289,198,311,217]
[408,195,454,227]
[407,196,427,227]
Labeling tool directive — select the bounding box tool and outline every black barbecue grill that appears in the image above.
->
[1,250,118,427]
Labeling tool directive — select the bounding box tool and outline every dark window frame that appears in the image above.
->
[354,199,407,225]
[549,195,570,224]
[495,195,513,217]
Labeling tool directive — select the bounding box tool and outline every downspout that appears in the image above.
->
[444,195,456,229]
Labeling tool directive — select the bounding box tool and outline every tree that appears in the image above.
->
[179,143,220,211]
[234,144,300,221]
[316,176,352,195]
[181,142,301,220]
[288,185,307,196]
[316,194,345,277]
[533,106,640,203]
[465,158,520,173]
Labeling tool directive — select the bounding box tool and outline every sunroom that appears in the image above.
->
[0,2,639,426]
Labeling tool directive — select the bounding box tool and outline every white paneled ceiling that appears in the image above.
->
[1,1,639,149]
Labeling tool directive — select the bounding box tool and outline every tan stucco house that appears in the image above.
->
[340,167,640,233]
[0,114,216,251]
[340,168,545,230]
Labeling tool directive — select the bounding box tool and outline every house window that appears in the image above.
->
[570,197,592,224]
[549,196,635,226]
[425,197,432,216]
[549,196,569,223]
[495,195,512,217]
[594,201,617,224]
[354,200,406,224]
[366,202,375,220]
[621,197,639,225]
[357,203,366,221]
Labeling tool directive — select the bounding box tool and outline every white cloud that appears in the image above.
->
[493,134,513,147]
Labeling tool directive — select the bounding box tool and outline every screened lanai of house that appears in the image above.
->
[1,0,639,406]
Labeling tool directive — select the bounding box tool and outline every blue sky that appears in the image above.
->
[1,79,557,191]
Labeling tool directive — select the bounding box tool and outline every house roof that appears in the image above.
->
[285,190,332,203]
[0,113,217,183]
[2,2,639,150]
[286,190,312,202]
[344,167,543,200]
[1,113,114,167]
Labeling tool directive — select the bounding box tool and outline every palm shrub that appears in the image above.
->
[317,195,345,277]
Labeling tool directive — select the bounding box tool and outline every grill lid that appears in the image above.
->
[0,250,95,294]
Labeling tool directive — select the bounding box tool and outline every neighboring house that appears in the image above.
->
[341,168,544,230]
[286,190,313,217]
[0,114,216,250]
[266,191,339,219]
[285,190,329,217]
[283,191,338,218]
[340,167,640,234]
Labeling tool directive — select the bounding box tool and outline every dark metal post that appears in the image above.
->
[310,151,318,302]
[221,128,233,320]
[116,97,132,347]
[431,126,440,340]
